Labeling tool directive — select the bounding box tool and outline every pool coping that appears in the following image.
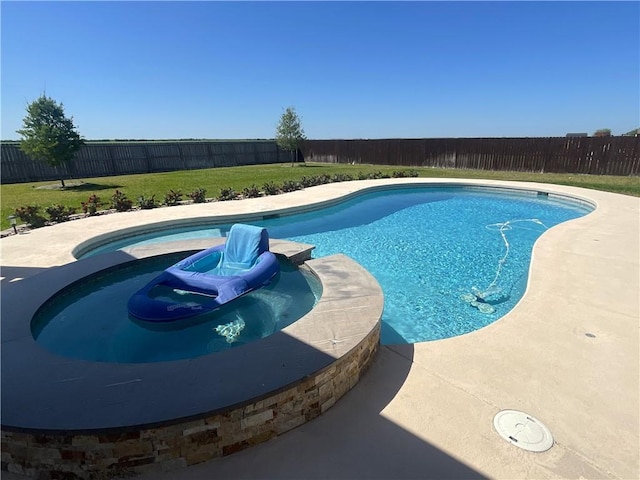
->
[1,239,383,432]
[1,177,638,479]
[1,238,383,477]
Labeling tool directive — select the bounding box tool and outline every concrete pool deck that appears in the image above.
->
[1,178,638,479]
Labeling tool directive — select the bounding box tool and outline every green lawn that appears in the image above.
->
[1,162,638,231]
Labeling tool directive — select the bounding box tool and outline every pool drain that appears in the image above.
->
[493,410,554,452]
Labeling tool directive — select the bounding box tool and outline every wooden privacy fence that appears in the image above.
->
[3,137,639,183]
[0,140,292,184]
[302,137,640,176]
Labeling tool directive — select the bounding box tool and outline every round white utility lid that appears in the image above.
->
[493,410,554,452]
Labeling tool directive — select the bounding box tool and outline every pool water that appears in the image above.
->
[32,254,321,363]
[288,192,586,343]
[78,187,592,344]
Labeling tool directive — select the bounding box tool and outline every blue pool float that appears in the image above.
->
[128,224,280,322]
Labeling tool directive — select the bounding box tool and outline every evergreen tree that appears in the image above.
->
[17,94,84,187]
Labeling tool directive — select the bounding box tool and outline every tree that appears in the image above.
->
[17,94,84,187]
[593,128,612,137]
[275,106,306,166]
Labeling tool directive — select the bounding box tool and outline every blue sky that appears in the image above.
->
[2,1,638,140]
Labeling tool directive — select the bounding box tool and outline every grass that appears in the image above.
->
[1,162,638,231]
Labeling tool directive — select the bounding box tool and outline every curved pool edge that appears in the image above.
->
[395,185,639,478]
[1,239,383,478]
[0,178,604,272]
[70,180,598,260]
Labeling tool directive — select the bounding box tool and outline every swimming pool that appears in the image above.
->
[2,240,383,476]
[79,186,593,344]
[32,254,321,363]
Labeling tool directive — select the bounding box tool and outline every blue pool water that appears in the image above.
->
[79,186,592,344]
[32,255,321,363]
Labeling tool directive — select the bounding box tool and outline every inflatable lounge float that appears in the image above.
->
[128,224,280,322]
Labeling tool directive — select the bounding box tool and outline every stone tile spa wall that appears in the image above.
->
[1,323,379,479]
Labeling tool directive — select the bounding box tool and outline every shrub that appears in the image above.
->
[164,189,183,206]
[137,195,158,210]
[242,184,261,198]
[188,188,207,203]
[300,176,320,188]
[331,173,354,183]
[281,180,302,192]
[262,182,280,196]
[390,169,419,178]
[369,170,388,179]
[357,171,369,180]
[111,190,133,212]
[315,174,332,185]
[14,205,47,228]
[45,204,76,223]
[81,194,101,216]
[217,187,237,201]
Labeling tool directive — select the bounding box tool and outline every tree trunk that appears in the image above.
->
[55,165,66,188]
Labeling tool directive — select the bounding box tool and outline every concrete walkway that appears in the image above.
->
[1,179,638,479]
